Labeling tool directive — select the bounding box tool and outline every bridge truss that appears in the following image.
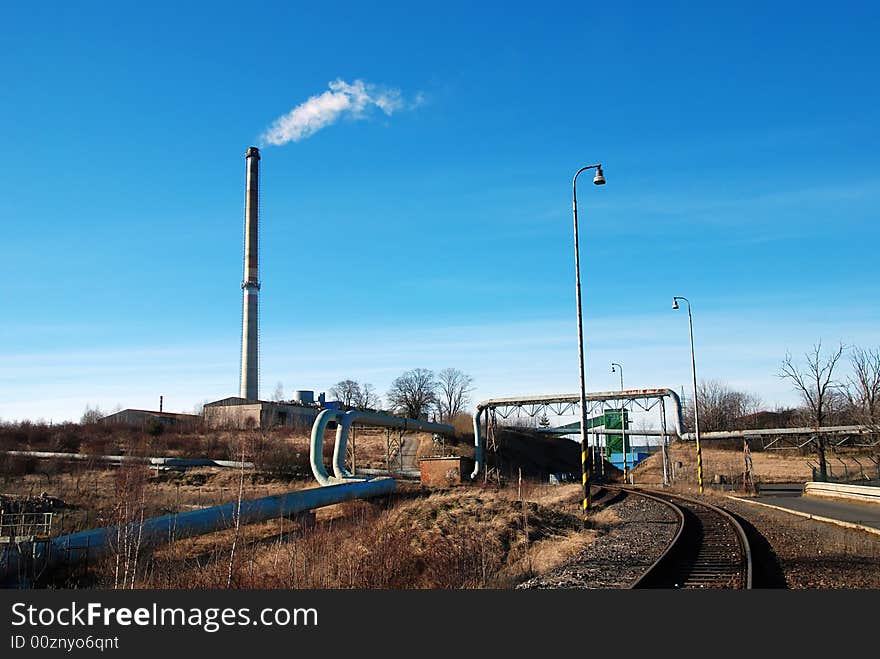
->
[471,388,684,484]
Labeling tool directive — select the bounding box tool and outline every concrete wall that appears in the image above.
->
[419,457,472,487]
[204,404,263,429]
[203,401,320,430]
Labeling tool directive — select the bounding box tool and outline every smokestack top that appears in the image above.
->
[246,146,261,160]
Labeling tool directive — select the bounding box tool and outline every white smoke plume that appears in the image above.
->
[261,79,416,146]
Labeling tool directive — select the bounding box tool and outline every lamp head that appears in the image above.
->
[611,364,616,373]
[593,166,606,185]
[672,298,679,310]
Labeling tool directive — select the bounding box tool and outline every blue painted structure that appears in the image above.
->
[608,452,651,471]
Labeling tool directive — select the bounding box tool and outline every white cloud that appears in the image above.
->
[261,79,417,146]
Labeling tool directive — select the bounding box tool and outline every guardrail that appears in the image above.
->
[0,512,53,540]
[803,481,880,503]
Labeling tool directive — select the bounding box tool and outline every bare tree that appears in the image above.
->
[109,464,148,589]
[80,404,104,424]
[435,368,474,422]
[354,383,381,410]
[682,379,761,432]
[386,368,437,419]
[329,380,362,408]
[846,346,880,431]
[227,436,248,588]
[778,341,845,481]
[270,381,285,402]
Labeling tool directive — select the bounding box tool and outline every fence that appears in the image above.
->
[0,512,53,540]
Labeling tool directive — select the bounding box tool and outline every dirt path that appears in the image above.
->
[400,436,420,471]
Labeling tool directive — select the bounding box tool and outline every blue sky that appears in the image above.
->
[2,2,879,422]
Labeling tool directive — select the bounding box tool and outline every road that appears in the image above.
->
[734,492,880,531]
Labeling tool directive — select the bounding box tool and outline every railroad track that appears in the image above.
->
[619,487,752,589]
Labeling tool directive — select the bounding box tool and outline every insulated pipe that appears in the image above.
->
[472,408,485,482]
[332,419,357,479]
[0,478,395,585]
[0,450,254,470]
[679,425,872,441]
[470,388,685,480]
[331,410,455,480]
[310,409,346,485]
[537,429,670,437]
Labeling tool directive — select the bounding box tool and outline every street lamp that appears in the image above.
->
[672,296,704,494]
[572,163,605,525]
[611,362,628,483]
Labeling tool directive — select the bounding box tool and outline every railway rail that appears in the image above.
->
[612,487,752,589]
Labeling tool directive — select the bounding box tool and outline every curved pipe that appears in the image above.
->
[1,478,395,585]
[470,388,685,480]
[666,389,684,438]
[332,410,455,480]
[472,407,485,481]
[310,409,346,485]
[332,418,358,480]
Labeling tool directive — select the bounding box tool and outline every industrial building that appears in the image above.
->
[100,409,201,429]
[203,392,327,430]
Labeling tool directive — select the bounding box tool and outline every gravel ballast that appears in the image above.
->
[722,497,880,589]
[518,492,678,589]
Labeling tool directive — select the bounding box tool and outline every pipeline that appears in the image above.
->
[0,478,395,585]
[310,409,346,485]
[538,428,670,437]
[470,388,684,480]
[309,409,454,486]
[680,424,873,442]
[331,411,454,481]
[0,450,254,471]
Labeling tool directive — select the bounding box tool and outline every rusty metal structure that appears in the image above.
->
[470,388,684,481]
[240,147,261,400]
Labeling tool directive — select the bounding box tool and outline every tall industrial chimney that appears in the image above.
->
[240,147,260,400]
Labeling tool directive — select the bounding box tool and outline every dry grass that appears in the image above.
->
[517,482,582,508]
[0,466,306,537]
[588,507,621,530]
[633,442,878,489]
[77,480,600,590]
[2,421,604,590]
[527,531,597,574]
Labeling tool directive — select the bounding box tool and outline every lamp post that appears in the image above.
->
[672,296,704,494]
[572,163,605,526]
[611,362,628,483]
